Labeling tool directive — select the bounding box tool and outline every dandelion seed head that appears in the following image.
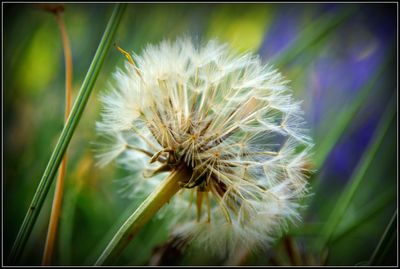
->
[97,37,313,257]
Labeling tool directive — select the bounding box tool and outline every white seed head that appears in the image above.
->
[96,37,314,257]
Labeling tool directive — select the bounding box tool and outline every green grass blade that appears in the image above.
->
[318,97,396,251]
[331,190,396,244]
[369,211,397,265]
[8,4,127,264]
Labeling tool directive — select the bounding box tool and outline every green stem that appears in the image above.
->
[8,4,126,265]
[369,211,397,265]
[95,166,191,265]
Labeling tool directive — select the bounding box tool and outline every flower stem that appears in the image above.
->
[42,10,73,266]
[95,166,191,265]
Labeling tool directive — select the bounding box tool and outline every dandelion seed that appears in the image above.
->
[97,37,314,257]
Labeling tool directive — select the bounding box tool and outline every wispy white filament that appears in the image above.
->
[96,38,313,257]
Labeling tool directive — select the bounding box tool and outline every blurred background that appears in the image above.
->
[3,3,397,266]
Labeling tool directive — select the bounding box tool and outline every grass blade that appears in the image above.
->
[8,4,127,264]
[369,211,397,265]
[331,190,396,244]
[318,97,396,251]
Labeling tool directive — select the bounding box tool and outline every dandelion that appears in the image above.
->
[96,37,313,261]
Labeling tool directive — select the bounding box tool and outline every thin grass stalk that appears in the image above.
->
[283,236,303,265]
[8,4,126,264]
[42,10,73,265]
[318,97,396,251]
[369,211,397,265]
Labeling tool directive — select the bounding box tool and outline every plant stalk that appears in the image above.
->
[369,211,397,265]
[283,236,303,266]
[42,10,73,265]
[95,166,191,265]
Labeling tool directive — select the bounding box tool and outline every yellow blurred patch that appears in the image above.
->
[16,22,61,96]
[206,5,273,53]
